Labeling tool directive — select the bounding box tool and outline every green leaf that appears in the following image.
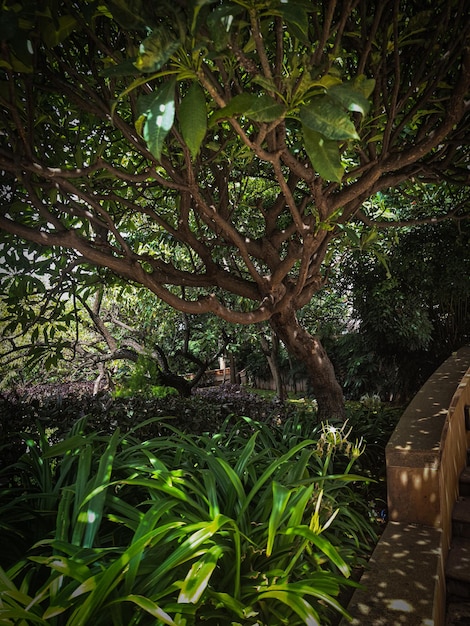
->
[302,126,344,183]
[279,4,309,42]
[141,79,176,160]
[329,82,371,116]
[146,515,232,585]
[99,59,140,78]
[40,15,78,48]
[177,545,223,603]
[206,4,243,51]
[106,0,147,30]
[81,429,120,548]
[211,93,256,123]
[239,440,317,518]
[257,589,321,626]
[29,555,91,582]
[300,95,359,141]
[43,435,89,458]
[283,526,350,577]
[134,27,181,73]
[352,74,376,99]
[245,94,285,122]
[180,83,207,158]
[111,595,177,625]
[267,482,291,556]
[207,591,258,619]
[213,93,285,124]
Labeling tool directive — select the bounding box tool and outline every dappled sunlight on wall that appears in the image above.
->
[341,346,470,626]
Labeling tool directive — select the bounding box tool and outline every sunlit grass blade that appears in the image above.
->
[109,594,178,625]
[266,481,291,557]
[144,514,233,590]
[82,429,120,548]
[28,555,91,583]
[177,544,223,603]
[124,501,179,594]
[201,469,219,518]
[257,588,321,626]
[71,444,93,545]
[239,439,317,518]
[206,456,246,514]
[66,524,183,625]
[233,431,259,476]
[283,525,350,577]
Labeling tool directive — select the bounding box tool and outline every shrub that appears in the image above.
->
[0,416,375,625]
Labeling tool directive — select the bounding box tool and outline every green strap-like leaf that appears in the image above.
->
[177,545,223,603]
[300,95,359,141]
[142,79,176,160]
[267,482,291,556]
[257,589,321,626]
[302,126,344,183]
[283,525,350,578]
[112,594,177,625]
[180,83,207,158]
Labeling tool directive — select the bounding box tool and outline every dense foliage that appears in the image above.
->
[0,384,398,625]
[1,0,469,418]
[326,209,470,401]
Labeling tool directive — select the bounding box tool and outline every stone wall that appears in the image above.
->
[341,346,470,626]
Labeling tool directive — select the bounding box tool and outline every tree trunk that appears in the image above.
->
[259,331,287,402]
[270,307,345,422]
[229,352,240,384]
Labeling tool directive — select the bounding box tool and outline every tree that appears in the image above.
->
[338,188,470,400]
[0,0,469,419]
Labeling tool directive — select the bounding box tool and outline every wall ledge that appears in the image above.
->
[341,347,470,626]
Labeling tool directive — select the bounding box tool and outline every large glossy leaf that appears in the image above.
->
[134,27,181,73]
[180,83,207,158]
[279,3,309,42]
[300,95,359,141]
[141,79,176,160]
[206,4,243,51]
[211,93,257,123]
[0,11,18,40]
[245,94,285,122]
[212,93,285,124]
[40,15,78,48]
[99,59,140,78]
[329,82,372,116]
[302,126,344,183]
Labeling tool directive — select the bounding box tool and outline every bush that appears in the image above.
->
[0,415,376,625]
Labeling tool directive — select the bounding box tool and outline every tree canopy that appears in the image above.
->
[1,0,469,418]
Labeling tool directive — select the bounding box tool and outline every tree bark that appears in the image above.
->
[259,330,287,402]
[270,307,345,422]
